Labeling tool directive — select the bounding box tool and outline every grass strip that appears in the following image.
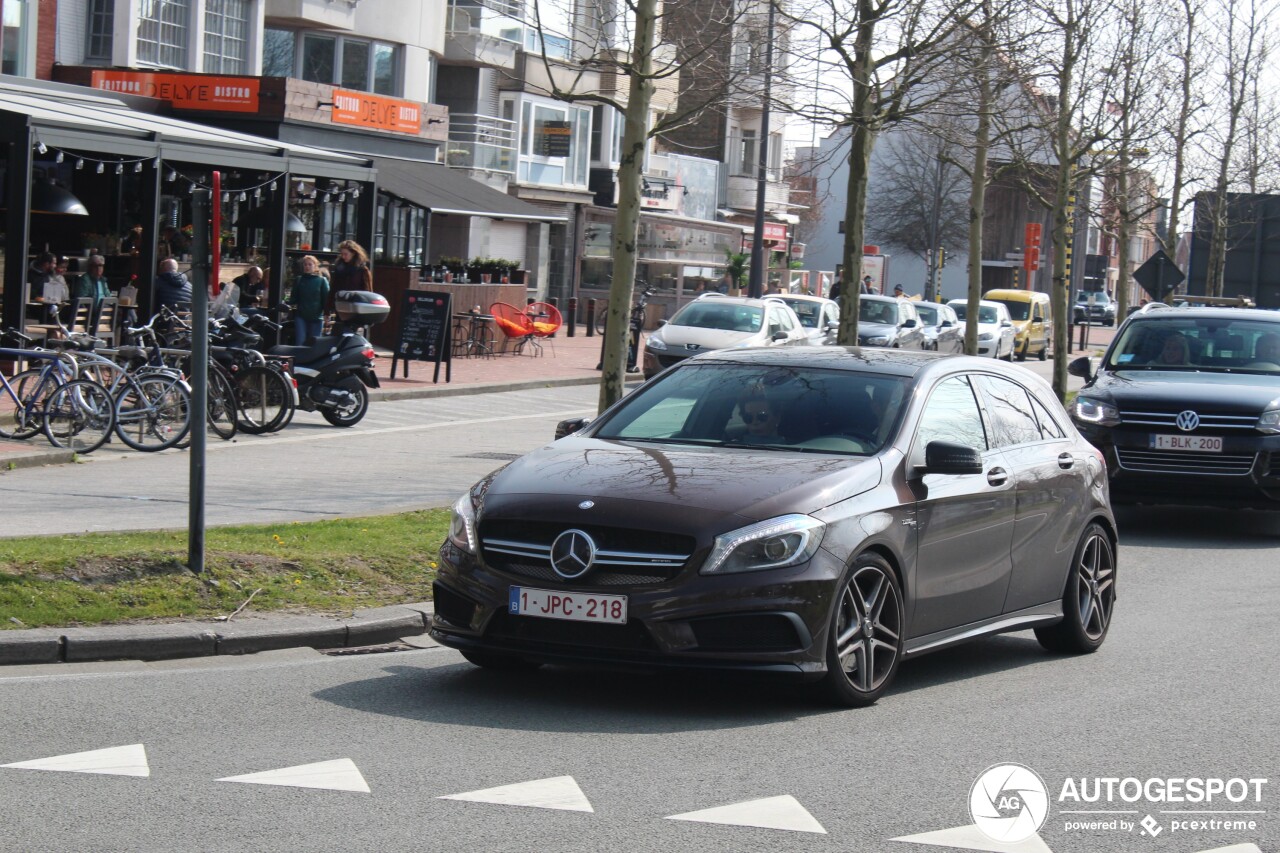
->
[0,509,449,630]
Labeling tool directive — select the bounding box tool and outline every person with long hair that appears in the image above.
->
[331,240,372,293]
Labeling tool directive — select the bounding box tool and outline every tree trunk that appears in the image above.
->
[1115,162,1131,316]
[965,7,993,357]
[1050,20,1077,400]
[598,0,656,413]
[835,1,878,347]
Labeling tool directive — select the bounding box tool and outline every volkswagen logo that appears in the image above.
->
[550,529,596,579]
[1176,410,1201,432]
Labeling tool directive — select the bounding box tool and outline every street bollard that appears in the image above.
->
[586,298,597,337]
[548,297,558,337]
[567,297,577,337]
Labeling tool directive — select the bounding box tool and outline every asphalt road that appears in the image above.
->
[0,504,1275,853]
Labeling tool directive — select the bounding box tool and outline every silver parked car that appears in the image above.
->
[764,293,840,346]
[914,300,964,353]
[642,295,808,378]
[856,295,928,350]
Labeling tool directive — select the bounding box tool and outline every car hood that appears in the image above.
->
[481,437,883,525]
[1088,369,1280,413]
[857,322,899,339]
[652,325,759,350]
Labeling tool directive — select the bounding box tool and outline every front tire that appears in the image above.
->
[1035,523,1116,653]
[817,554,904,707]
[1039,344,1048,361]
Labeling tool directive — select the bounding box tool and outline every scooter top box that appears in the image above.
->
[334,290,390,324]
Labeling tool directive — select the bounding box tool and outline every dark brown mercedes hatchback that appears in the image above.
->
[432,348,1117,706]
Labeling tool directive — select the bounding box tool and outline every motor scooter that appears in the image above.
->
[261,291,388,427]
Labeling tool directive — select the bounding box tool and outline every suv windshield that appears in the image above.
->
[953,304,999,324]
[593,363,910,455]
[989,299,1030,321]
[915,305,938,325]
[1107,316,1280,372]
[859,300,897,324]
[774,298,822,328]
[670,301,763,332]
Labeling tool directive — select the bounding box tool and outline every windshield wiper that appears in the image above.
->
[610,436,729,447]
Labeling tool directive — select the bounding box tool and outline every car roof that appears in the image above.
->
[689,294,779,309]
[984,289,1048,300]
[690,345,1007,378]
[1122,307,1276,323]
[948,298,1004,309]
[913,300,949,309]
[861,294,908,304]
[764,293,836,305]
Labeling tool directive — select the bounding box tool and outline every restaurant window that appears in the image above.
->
[373,43,396,94]
[341,39,370,91]
[137,0,190,69]
[318,198,356,253]
[86,0,115,62]
[301,33,335,84]
[204,0,248,73]
[515,97,591,188]
[262,27,295,76]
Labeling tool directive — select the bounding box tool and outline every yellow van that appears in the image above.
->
[983,289,1052,361]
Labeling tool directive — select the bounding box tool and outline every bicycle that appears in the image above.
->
[1,332,113,453]
[0,330,76,441]
[112,315,194,452]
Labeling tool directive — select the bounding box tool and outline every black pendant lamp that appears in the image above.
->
[30,177,89,216]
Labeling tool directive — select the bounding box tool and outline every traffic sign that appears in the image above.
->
[1132,250,1185,301]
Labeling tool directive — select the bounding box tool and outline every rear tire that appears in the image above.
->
[1035,523,1116,653]
[114,375,191,452]
[42,379,114,454]
[1,368,62,439]
[320,382,369,427]
[461,650,543,671]
[1039,344,1048,361]
[235,366,293,434]
[817,553,904,707]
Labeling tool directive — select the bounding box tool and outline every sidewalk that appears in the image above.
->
[0,327,621,471]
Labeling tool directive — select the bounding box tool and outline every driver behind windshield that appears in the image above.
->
[1152,333,1192,366]
[1254,333,1280,363]
[736,396,786,445]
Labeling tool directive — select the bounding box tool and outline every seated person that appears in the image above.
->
[733,396,786,445]
[234,266,267,310]
[1250,333,1280,366]
[1150,333,1193,366]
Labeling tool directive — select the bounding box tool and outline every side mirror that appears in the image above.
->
[1000,319,1013,327]
[940,319,954,328]
[555,417,591,440]
[771,330,789,342]
[657,318,667,326]
[901,318,918,328]
[826,321,839,332]
[1068,356,1094,381]
[923,441,984,475]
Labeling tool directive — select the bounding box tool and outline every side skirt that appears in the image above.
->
[902,602,1063,659]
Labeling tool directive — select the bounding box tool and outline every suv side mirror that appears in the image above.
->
[923,440,984,475]
[1000,319,1012,327]
[901,318,917,328]
[555,417,591,440]
[1068,356,1094,380]
[940,319,954,328]
[771,330,789,341]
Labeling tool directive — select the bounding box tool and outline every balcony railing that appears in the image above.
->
[447,113,517,174]
[446,0,525,42]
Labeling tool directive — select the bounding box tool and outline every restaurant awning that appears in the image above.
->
[0,77,375,182]
[369,155,565,222]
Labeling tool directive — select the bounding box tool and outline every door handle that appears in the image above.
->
[987,467,1008,486]
[1058,452,1075,469]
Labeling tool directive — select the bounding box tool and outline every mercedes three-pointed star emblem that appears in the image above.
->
[550,529,597,579]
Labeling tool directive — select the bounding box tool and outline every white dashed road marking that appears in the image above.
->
[1,743,150,777]
[217,758,371,793]
[438,775,594,812]
[892,825,1052,852]
[666,794,827,834]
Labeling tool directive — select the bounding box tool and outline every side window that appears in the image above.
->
[976,375,1042,447]
[916,376,988,452]
[767,307,783,335]
[1030,394,1067,439]
[780,309,797,332]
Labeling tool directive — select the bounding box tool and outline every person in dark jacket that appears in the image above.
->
[329,240,372,294]
[154,258,193,310]
[290,255,330,344]
[233,266,267,310]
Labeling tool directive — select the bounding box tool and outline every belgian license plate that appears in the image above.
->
[509,587,628,624]
[1151,434,1223,452]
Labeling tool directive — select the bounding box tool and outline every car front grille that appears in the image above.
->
[1116,448,1258,476]
[479,521,695,585]
[433,583,478,629]
[689,614,805,652]
[1119,410,1259,432]
[485,610,658,652]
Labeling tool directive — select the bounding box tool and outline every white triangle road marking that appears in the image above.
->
[438,775,594,812]
[217,758,370,793]
[1,744,150,777]
[1193,846,1263,853]
[666,795,827,834]
[892,824,1053,852]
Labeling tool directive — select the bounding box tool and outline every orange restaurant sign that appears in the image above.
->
[91,70,259,112]
[331,89,422,135]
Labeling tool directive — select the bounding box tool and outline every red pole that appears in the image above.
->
[211,171,221,295]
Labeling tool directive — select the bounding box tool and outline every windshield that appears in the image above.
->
[670,301,763,333]
[593,363,910,455]
[776,299,822,328]
[859,300,897,325]
[990,299,1030,321]
[1107,317,1280,372]
[915,305,938,325]
[955,304,999,324]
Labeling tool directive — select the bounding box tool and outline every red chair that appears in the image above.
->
[526,301,562,357]
[489,302,535,354]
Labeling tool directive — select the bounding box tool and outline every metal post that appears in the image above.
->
[567,296,578,337]
[747,0,777,299]
[586,297,597,336]
[188,185,212,573]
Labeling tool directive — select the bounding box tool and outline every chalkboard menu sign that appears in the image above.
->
[391,290,451,383]
[539,121,572,157]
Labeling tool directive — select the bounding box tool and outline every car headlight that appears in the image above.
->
[866,336,890,346]
[447,493,478,554]
[1073,397,1121,427]
[646,335,667,352]
[700,514,826,575]
[1258,408,1280,434]
[979,332,994,341]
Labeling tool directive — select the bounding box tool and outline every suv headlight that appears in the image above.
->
[1258,408,1280,434]
[979,331,994,341]
[700,515,826,575]
[866,336,890,346]
[1073,397,1121,427]
[646,335,667,352]
[447,493,478,554]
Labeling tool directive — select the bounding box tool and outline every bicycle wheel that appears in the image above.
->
[235,366,293,434]
[114,375,192,452]
[42,378,114,454]
[0,368,64,440]
[206,366,239,440]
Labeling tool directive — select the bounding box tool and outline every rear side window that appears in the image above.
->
[916,376,989,452]
[1030,394,1067,439]
[975,375,1042,447]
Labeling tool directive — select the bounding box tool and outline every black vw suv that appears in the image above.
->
[1069,307,1280,508]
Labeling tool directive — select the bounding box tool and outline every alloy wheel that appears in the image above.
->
[1074,532,1115,641]
[834,564,902,693]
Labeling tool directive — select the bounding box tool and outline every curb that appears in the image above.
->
[0,602,435,666]
[368,374,601,403]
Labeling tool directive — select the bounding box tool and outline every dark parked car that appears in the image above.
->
[433,348,1117,706]
[1074,291,1117,326]
[1070,307,1280,508]
[856,295,927,350]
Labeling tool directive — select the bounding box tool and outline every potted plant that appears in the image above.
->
[724,251,748,295]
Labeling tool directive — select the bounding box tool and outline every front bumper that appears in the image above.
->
[430,540,845,679]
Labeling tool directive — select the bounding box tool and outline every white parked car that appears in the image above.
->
[763,293,840,346]
[948,298,1016,360]
[642,295,808,377]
